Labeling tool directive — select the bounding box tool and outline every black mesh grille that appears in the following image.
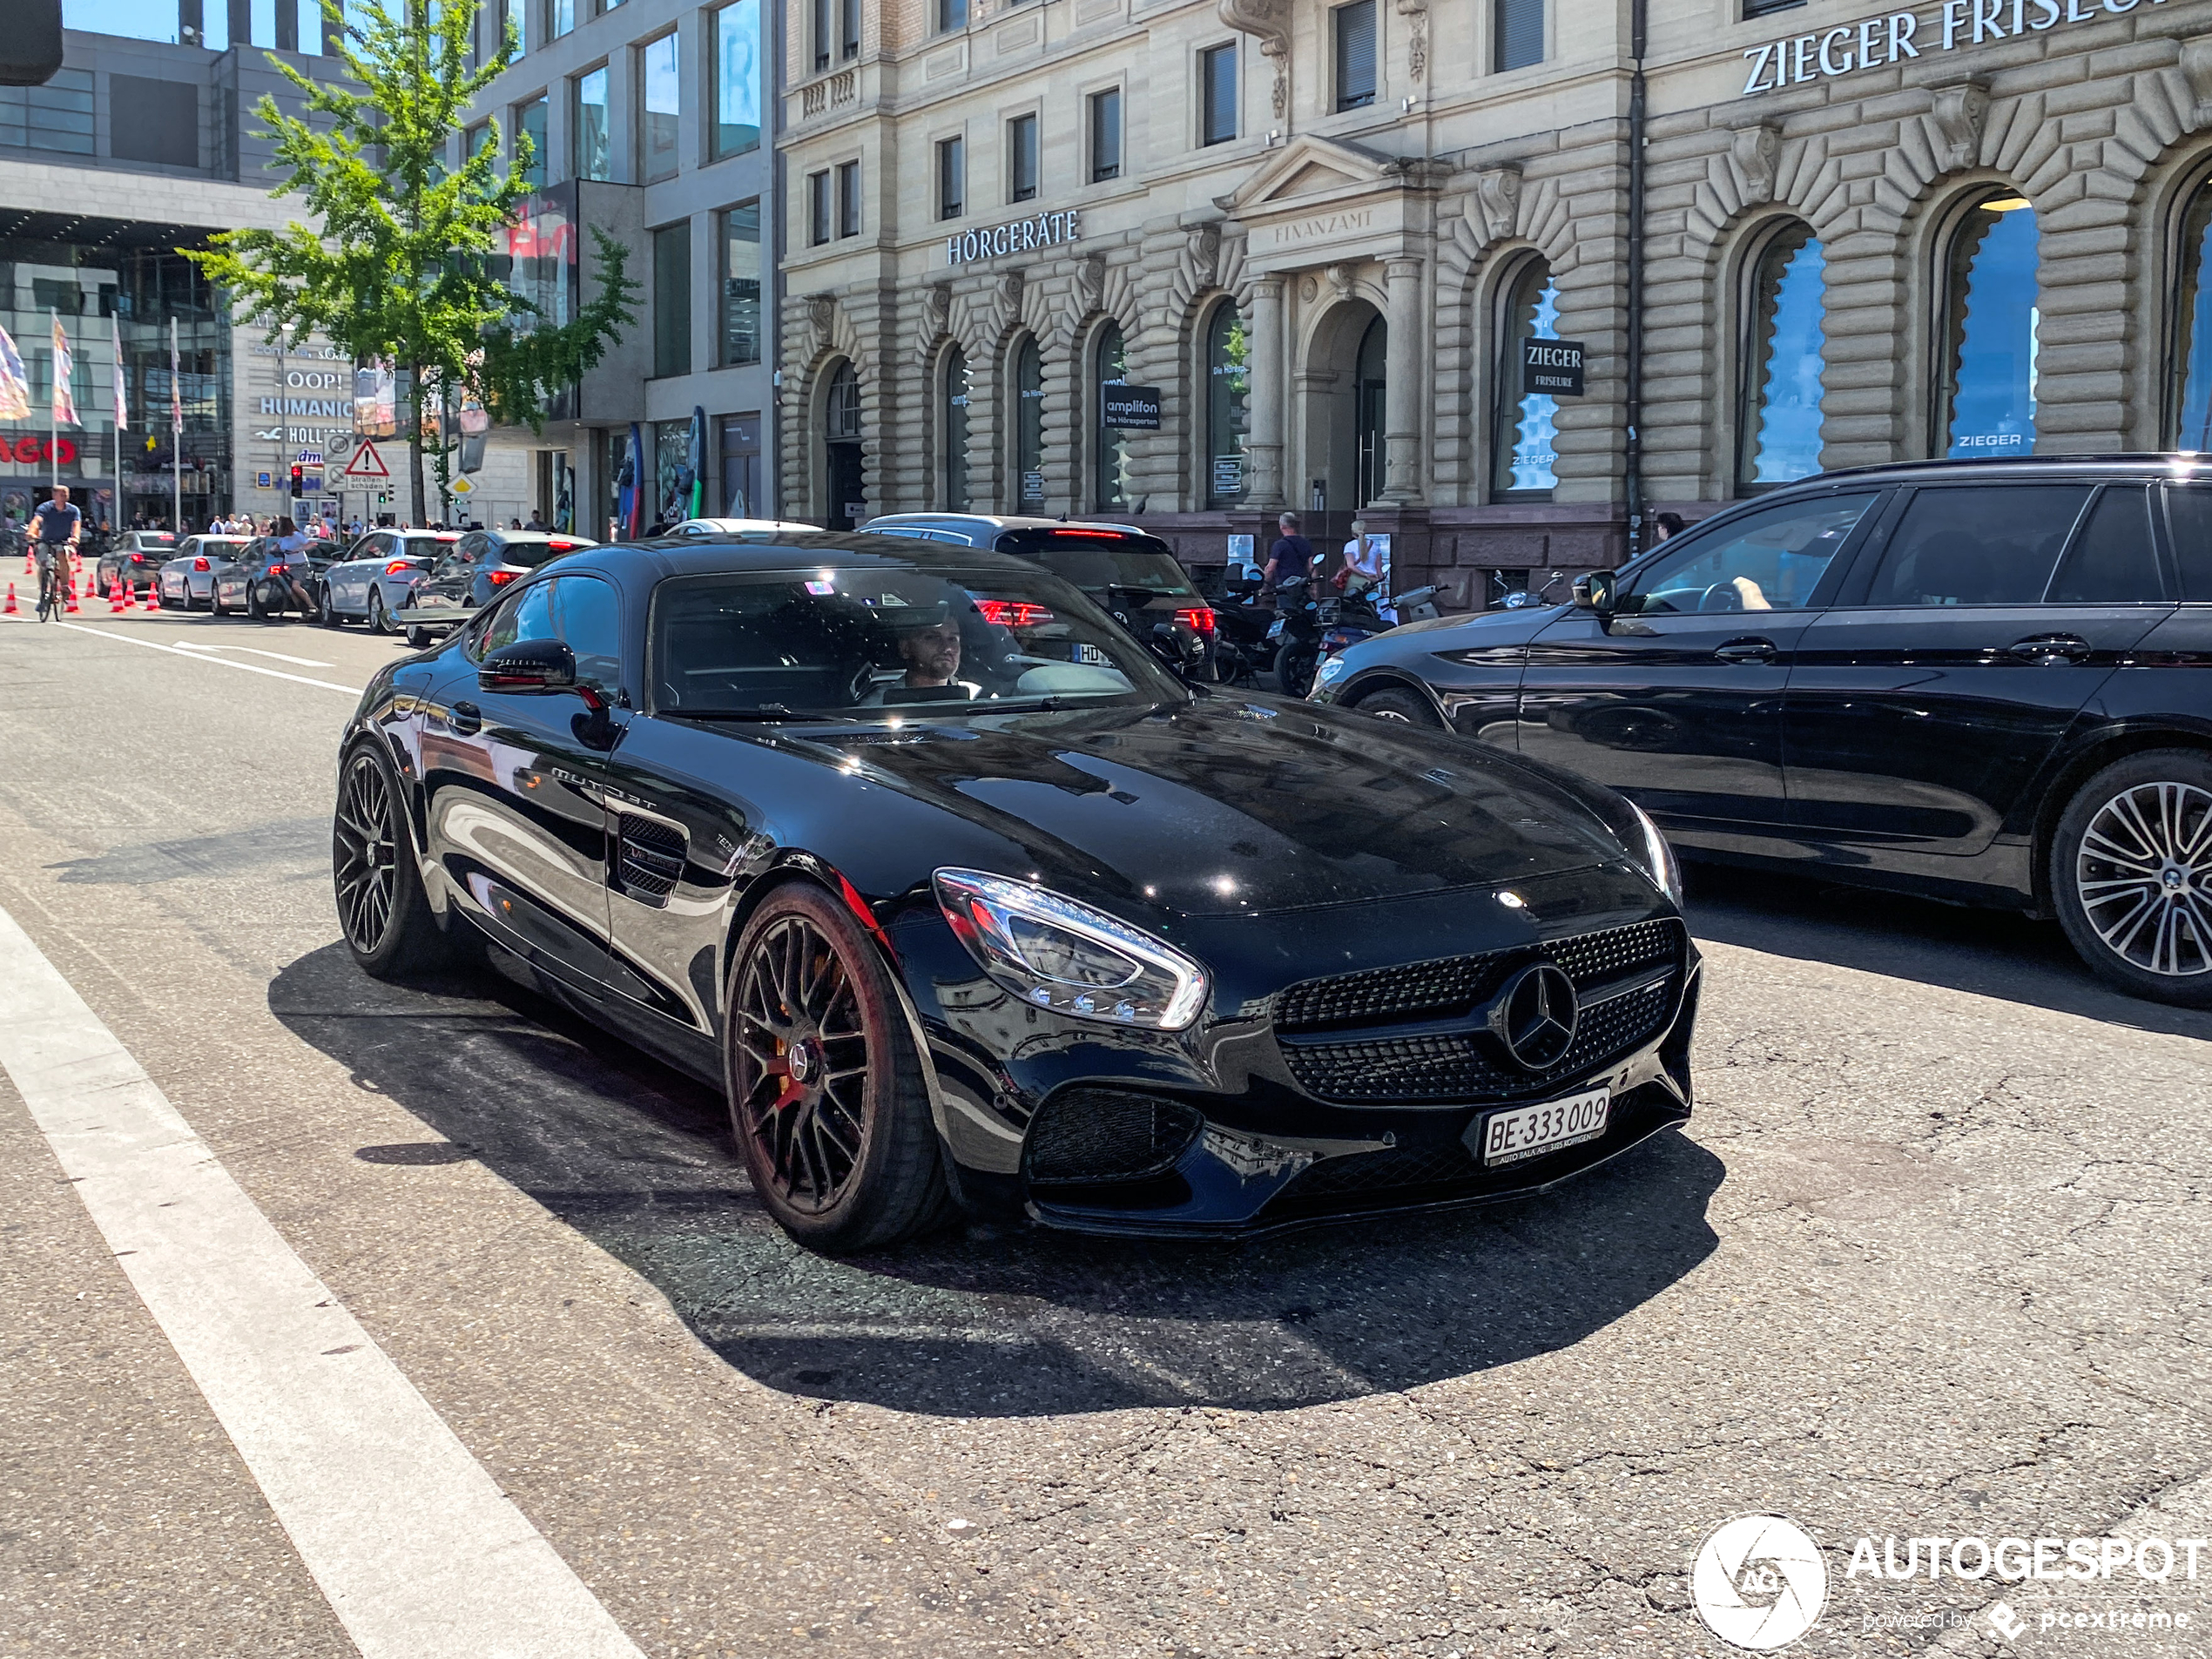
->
[1286,1140,1480,1197]
[1272,918,1680,1035]
[616,814,687,907]
[1027,1089,1204,1184]
[1270,917,1686,1106]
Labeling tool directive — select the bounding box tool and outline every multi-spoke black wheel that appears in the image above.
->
[2054,751,2212,1008]
[724,883,950,1251]
[333,742,450,981]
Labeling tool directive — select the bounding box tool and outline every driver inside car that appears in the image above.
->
[862,604,986,704]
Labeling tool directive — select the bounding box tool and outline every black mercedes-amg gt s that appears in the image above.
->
[331,531,1701,1251]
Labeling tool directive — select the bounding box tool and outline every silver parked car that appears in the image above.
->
[155,536,253,610]
[316,528,462,631]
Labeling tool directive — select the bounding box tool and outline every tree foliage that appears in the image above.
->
[185,0,637,520]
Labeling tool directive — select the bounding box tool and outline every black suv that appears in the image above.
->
[1312,455,2212,1005]
[863,515,1217,672]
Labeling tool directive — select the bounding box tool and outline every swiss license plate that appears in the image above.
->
[1473,1085,1610,1167]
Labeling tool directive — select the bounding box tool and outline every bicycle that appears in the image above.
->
[33,548,74,621]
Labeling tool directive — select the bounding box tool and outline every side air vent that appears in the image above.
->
[615,813,687,907]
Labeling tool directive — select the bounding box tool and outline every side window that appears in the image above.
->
[2164,486,2212,602]
[546,575,623,691]
[1625,493,1875,615]
[475,580,555,659]
[1861,486,2092,608]
[2047,485,2167,604]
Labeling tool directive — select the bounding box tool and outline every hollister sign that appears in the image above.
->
[1522,338,1586,397]
[1741,0,2173,96]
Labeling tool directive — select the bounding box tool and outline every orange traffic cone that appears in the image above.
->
[64,583,78,613]
[109,579,125,613]
[3,583,16,615]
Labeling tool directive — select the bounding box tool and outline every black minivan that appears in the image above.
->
[1312,455,2212,1005]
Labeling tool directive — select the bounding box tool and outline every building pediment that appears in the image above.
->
[1217,135,1437,223]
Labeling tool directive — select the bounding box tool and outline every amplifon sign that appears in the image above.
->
[1742,0,2174,95]
[946,208,1083,266]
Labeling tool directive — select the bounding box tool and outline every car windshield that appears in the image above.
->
[651,565,1186,718]
[996,530,1197,599]
[498,538,586,568]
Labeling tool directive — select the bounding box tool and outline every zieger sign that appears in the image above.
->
[946,208,1083,266]
[1742,0,2175,96]
[1101,384,1163,430]
[1523,339,1587,397]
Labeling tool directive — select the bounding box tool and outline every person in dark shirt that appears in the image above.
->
[1262,511,1313,597]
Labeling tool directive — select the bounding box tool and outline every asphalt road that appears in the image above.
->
[3,601,2209,1659]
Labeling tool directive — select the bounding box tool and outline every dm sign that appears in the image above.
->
[1523,339,1586,397]
[1102,384,1163,430]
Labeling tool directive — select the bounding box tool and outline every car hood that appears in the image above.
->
[775,692,1633,920]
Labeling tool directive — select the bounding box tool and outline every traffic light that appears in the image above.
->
[0,0,64,87]
[289,464,304,498]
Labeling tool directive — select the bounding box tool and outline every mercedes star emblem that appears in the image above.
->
[1488,961,1579,1072]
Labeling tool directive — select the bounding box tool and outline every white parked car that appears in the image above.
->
[156,536,253,609]
[664,517,824,538]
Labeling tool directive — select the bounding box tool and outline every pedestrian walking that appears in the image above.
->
[1262,512,1312,595]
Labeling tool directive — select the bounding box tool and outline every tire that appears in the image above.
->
[1356,686,1444,727]
[319,587,339,628]
[405,624,429,651]
[333,741,451,982]
[368,588,391,635]
[2051,749,2212,1007]
[246,586,264,620]
[724,882,951,1252]
[1273,640,1318,699]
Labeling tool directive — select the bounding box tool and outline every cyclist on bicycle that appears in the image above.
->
[32,485,82,618]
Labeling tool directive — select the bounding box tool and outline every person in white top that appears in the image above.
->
[1339,520,1396,624]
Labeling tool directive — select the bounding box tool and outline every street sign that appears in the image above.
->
[296,449,323,465]
[1101,384,1163,430]
[342,440,389,479]
[448,476,475,496]
[256,470,273,489]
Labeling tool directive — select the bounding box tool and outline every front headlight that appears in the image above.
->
[1315,654,1347,685]
[933,869,1210,1030]
[1624,799,1683,907]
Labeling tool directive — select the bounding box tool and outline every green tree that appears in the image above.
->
[186,0,637,525]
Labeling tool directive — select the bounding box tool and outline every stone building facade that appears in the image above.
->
[776,0,2212,603]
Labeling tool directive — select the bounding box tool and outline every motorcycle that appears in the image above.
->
[1209,577,1279,686]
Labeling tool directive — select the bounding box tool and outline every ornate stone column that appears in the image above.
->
[1244,274,1287,510]
[1381,257,1425,504]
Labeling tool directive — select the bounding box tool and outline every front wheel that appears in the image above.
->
[724,883,950,1252]
[2051,750,2212,1007]
[333,741,451,981]
[318,587,339,627]
[1273,640,1318,700]
[246,586,264,620]
[1356,686,1444,727]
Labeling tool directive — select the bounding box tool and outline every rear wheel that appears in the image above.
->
[1273,640,1318,699]
[333,741,450,981]
[2052,749,2212,1007]
[368,589,391,634]
[405,624,430,650]
[1356,686,1443,727]
[724,883,950,1252]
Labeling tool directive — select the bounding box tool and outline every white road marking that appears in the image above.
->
[169,640,338,668]
[0,614,364,695]
[0,900,647,1659]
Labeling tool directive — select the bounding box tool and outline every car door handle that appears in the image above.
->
[449,700,482,735]
[1712,637,1777,664]
[2006,633,2093,664]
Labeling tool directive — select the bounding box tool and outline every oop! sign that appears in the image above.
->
[1742,0,2174,95]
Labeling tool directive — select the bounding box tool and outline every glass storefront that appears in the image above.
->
[1738,221,1828,489]
[1938,190,2040,459]
[0,229,230,536]
[1494,259,1561,497]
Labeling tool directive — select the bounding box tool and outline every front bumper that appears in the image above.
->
[894,873,1701,1238]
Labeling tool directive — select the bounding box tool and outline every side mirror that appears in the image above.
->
[480,637,580,696]
[1574,570,1618,616]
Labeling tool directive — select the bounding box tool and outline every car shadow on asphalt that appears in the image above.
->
[1681,861,2212,1044]
[272,940,1723,1416]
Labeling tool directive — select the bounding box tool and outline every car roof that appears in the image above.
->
[671,517,818,534]
[864,512,1157,536]
[487,529,598,543]
[550,529,1053,584]
[1785,453,2212,488]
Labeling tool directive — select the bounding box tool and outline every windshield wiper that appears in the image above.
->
[668,707,794,722]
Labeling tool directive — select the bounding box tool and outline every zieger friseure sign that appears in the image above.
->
[1523,339,1587,397]
[1741,0,2173,96]
[946,208,1084,267]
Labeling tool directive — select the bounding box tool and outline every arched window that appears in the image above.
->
[1013,335,1045,509]
[826,360,860,440]
[941,346,970,510]
[1094,322,1132,511]
[1935,188,2040,458]
[1204,303,1248,509]
[2169,174,2212,449]
[1737,221,1828,490]
[1492,258,1560,498]
[823,359,862,529]
[1354,314,1386,506]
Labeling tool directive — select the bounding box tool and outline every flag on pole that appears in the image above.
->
[111,312,128,432]
[0,324,29,421]
[170,318,182,434]
[50,310,78,426]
